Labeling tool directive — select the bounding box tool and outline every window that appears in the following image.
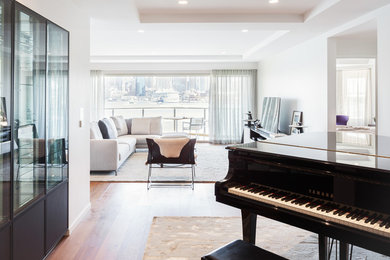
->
[104,75,210,134]
[336,68,374,127]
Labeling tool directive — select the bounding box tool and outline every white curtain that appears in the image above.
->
[209,69,257,144]
[90,70,105,121]
[336,69,373,126]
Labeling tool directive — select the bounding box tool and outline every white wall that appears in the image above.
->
[17,0,91,231]
[258,37,328,134]
[335,37,377,58]
[377,7,390,136]
[259,5,390,136]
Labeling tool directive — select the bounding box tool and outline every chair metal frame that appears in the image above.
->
[146,138,196,190]
[147,164,195,190]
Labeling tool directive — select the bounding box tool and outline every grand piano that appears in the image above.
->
[215,132,390,259]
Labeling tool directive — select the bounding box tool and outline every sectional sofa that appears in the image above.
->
[90,116,162,173]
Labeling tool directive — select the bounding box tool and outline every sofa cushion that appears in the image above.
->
[117,135,137,147]
[98,118,118,139]
[107,118,119,137]
[125,119,132,134]
[118,143,130,162]
[129,134,160,146]
[150,116,162,135]
[90,122,103,140]
[111,116,128,136]
[132,118,151,135]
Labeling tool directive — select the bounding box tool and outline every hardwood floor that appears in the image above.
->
[47,182,239,260]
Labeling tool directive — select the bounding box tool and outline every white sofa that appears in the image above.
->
[90,116,162,173]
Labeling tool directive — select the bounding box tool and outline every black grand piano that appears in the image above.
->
[215,132,390,259]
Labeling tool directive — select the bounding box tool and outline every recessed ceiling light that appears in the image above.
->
[269,0,279,4]
[178,0,188,5]
[138,29,145,33]
[241,29,249,33]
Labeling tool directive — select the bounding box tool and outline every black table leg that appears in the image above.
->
[318,234,329,260]
[241,209,257,244]
[340,242,349,260]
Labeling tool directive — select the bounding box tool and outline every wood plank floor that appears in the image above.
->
[47,182,240,260]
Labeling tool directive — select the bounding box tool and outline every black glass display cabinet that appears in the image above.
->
[0,1,69,259]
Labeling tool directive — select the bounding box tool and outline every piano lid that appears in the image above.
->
[229,132,390,171]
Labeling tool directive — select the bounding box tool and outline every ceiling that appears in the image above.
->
[334,20,377,39]
[135,0,322,15]
[74,0,390,63]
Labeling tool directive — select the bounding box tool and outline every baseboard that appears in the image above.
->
[66,202,91,236]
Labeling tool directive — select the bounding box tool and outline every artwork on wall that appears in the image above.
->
[260,97,281,133]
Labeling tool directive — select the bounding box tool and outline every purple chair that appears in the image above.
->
[336,115,349,126]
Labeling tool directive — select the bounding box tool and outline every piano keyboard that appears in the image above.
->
[228,183,390,238]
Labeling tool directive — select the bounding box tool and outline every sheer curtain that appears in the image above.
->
[336,69,373,126]
[209,69,257,144]
[90,70,105,121]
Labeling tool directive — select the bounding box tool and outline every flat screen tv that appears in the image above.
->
[260,97,281,133]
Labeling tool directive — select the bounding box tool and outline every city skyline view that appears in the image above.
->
[104,75,210,108]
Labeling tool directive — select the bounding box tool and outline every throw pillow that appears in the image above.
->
[90,122,103,139]
[98,118,118,139]
[106,118,118,138]
[131,118,151,135]
[111,115,128,136]
[125,119,132,134]
[149,116,162,135]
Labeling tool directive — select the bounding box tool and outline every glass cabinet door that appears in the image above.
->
[46,22,68,190]
[13,7,46,213]
[0,0,11,225]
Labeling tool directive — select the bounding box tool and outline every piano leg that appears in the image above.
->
[318,234,329,260]
[339,242,349,260]
[241,209,257,244]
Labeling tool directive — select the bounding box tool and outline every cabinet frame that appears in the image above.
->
[0,1,69,259]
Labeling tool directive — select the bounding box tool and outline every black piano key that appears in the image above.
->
[333,208,342,215]
[353,209,363,220]
[351,210,362,220]
[370,215,383,225]
[356,211,367,221]
[346,208,357,218]
[338,209,347,216]
[334,206,347,215]
[327,204,336,212]
[305,200,315,208]
[282,196,295,202]
[384,217,390,227]
[365,213,375,223]
[320,203,331,212]
[311,201,323,209]
[325,204,336,213]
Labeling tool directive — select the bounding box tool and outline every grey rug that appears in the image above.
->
[90,143,229,182]
[143,217,389,260]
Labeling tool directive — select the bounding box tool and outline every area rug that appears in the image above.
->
[143,216,389,260]
[90,143,229,182]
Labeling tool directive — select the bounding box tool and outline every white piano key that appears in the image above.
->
[228,183,390,238]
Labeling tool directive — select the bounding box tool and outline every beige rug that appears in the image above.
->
[143,217,389,260]
[90,143,229,182]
